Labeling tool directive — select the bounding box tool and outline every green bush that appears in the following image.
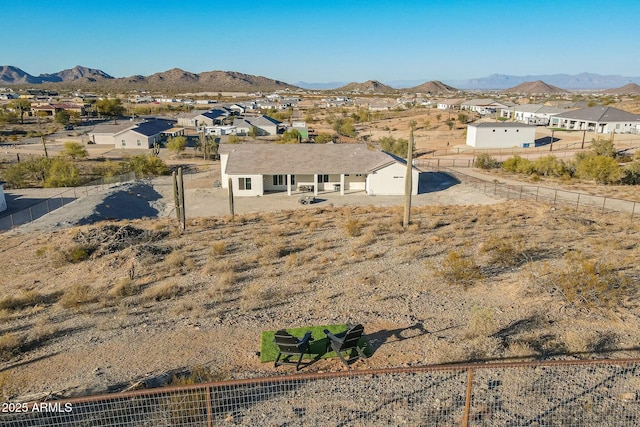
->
[621,161,640,185]
[475,153,500,169]
[44,158,80,187]
[502,155,533,174]
[531,155,568,177]
[127,154,169,177]
[574,155,622,184]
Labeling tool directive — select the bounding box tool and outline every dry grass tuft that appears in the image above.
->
[0,333,22,362]
[466,307,497,338]
[211,241,227,256]
[59,284,98,309]
[433,250,483,289]
[142,282,184,301]
[109,277,141,298]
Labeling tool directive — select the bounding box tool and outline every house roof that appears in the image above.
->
[131,119,176,137]
[468,122,536,129]
[552,106,640,122]
[512,104,545,113]
[221,143,400,175]
[199,109,228,120]
[91,121,136,134]
[461,98,500,107]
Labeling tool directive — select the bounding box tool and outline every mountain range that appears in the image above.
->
[2,66,640,92]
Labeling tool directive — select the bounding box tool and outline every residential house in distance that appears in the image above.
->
[232,115,283,136]
[466,122,537,149]
[30,102,86,117]
[549,106,640,134]
[219,144,421,197]
[436,98,464,110]
[460,99,513,116]
[500,104,565,125]
[89,118,177,148]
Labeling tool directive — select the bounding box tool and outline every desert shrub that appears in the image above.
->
[480,235,526,268]
[62,142,88,159]
[434,250,483,289]
[126,154,169,177]
[532,251,631,308]
[59,284,98,309]
[142,282,184,301]
[621,161,640,185]
[0,291,45,311]
[109,277,140,298]
[0,334,21,362]
[240,283,284,310]
[502,155,533,174]
[590,138,615,157]
[574,154,623,184]
[169,366,228,386]
[44,157,81,187]
[344,218,363,237]
[531,155,568,177]
[211,241,227,256]
[65,245,91,263]
[466,307,497,338]
[475,153,500,169]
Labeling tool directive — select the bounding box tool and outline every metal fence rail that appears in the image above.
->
[443,168,638,221]
[0,172,136,231]
[2,359,640,426]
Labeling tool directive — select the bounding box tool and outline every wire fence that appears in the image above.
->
[0,171,136,231]
[441,168,639,222]
[1,358,639,426]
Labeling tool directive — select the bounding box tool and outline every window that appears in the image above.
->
[239,177,252,190]
[318,174,329,183]
[137,139,141,146]
[272,175,294,185]
[121,140,126,147]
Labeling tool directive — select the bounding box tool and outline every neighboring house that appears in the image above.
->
[549,106,640,134]
[31,103,86,116]
[219,143,421,197]
[460,99,511,115]
[0,181,6,213]
[205,125,237,136]
[232,115,282,136]
[437,98,464,110]
[500,104,565,125]
[176,110,202,127]
[89,118,176,148]
[196,109,230,127]
[466,122,537,148]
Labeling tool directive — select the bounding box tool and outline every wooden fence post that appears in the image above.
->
[462,368,474,427]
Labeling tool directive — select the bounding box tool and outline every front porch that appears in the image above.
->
[263,173,367,197]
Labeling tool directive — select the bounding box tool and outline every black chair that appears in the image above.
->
[274,330,313,370]
[324,324,367,367]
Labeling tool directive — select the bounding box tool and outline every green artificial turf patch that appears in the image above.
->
[260,324,370,363]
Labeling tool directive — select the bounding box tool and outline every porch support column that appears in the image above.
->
[313,174,318,197]
[287,174,291,196]
[340,174,345,195]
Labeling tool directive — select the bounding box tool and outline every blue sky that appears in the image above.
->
[2,0,639,84]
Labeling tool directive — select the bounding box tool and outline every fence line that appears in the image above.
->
[438,167,639,222]
[0,172,136,231]
[2,358,639,426]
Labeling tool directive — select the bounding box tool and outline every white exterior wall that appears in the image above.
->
[367,162,418,195]
[116,130,155,149]
[91,133,116,145]
[0,184,6,213]
[344,174,366,190]
[466,125,535,148]
[228,174,263,197]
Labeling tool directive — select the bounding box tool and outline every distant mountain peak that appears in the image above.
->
[502,80,569,94]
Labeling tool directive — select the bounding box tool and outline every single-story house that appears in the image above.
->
[219,143,421,197]
[500,104,565,125]
[466,122,537,149]
[437,98,464,110]
[89,118,176,148]
[461,99,512,116]
[176,110,202,127]
[549,106,640,134]
[232,115,282,136]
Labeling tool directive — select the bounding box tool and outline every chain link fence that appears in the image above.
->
[440,168,638,222]
[1,359,639,426]
[0,172,136,231]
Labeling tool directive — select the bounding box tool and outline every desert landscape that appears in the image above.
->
[1,157,639,403]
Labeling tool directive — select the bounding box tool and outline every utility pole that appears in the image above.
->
[403,123,415,228]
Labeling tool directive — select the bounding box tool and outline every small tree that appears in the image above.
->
[278,129,300,144]
[166,136,187,157]
[475,153,499,169]
[227,135,240,144]
[127,154,169,177]
[44,158,80,187]
[313,132,335,144]
[590,138,615,158]
[55,110,71,125]
[445,119,455,130]
[62,142,88,159]
[95,98,125,123]
[12,99,31,124]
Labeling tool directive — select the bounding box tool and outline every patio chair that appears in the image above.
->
[324,324,367,367]
[274,330,314,371]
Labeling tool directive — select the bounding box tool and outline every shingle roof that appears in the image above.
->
[221,144,398,175]
[553,106,640,122]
